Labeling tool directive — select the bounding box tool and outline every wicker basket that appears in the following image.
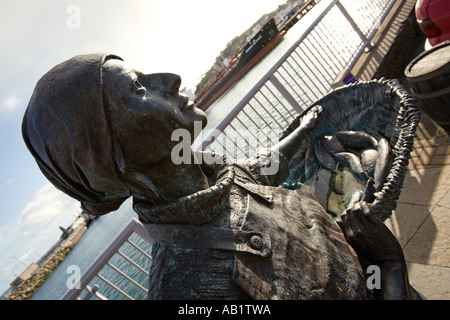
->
[281,78,420,221]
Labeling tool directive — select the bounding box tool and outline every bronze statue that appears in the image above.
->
[22,53,421,300]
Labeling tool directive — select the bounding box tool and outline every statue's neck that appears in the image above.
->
[129,153,235,225]
[124,151,210,204]
[153,161,210,199]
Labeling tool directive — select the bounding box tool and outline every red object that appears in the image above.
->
[416,0,450,46]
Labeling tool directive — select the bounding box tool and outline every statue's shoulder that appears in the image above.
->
[232,148,290,187]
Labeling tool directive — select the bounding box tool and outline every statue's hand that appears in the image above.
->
[336,202,404,264]
[337,202,420,300]
[299,105,322,131]
[273,105,322,162]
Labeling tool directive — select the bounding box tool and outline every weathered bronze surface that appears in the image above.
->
[22,54,421,300]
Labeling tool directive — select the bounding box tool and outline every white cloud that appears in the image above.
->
[0,95,20,114]
[17,247,38,263]
[0,183,80,291]
[18,182,80,238]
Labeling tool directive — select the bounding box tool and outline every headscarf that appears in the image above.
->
[22,53,130,215]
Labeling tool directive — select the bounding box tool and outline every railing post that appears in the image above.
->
[269,74,304,114]
[335,1,375,51]
[343,0,397,71]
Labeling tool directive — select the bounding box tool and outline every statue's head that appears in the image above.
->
[22,53,207,215]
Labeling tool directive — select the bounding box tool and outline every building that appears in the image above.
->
[10,263,39,289]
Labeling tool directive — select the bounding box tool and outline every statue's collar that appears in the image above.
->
[133,162,235,225]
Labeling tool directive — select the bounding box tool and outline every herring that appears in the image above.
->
[321,134,346,154]
[374,137,393,191]
[361,148,378,178]
[304,147,320,181]
[335,130,378,150]
[315,137,338,173]
[333,151,369,183]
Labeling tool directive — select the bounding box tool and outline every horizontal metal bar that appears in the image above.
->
[116,249,149,276]
[97,274,134,300]
[126,239,152,260]
[106,262,148,294]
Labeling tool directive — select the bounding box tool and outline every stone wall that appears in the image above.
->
[5,243,75,300]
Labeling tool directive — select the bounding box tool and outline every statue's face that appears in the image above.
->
[102,59,207,162]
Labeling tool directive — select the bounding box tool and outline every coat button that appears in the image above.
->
[250,235,263,250]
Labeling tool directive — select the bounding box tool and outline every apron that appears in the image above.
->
[144,180,369,300]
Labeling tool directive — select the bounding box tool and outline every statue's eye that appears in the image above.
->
[133,80,146,94]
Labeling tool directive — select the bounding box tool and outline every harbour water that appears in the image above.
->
[31,199,152,300]
[31,0,387,300]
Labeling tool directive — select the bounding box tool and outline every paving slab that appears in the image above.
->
[399,166,450,207]
[386,203,432,248]
[403,205,450,268]
[406,262,450,300]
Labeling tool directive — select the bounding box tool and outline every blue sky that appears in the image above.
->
[0,0,285,294]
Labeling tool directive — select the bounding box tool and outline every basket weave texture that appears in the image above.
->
[281,78,420,221]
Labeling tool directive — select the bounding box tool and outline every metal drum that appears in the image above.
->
[405,41,450,134]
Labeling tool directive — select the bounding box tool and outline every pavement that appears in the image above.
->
[349,0,449,299]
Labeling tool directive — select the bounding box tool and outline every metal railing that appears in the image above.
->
[196,0,396,159]
[61,218,153,300]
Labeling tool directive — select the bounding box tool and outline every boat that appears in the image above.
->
[194,18,286,111]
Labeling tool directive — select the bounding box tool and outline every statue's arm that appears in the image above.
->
[336,202,419,300]
[271,105,322,162]
[375,260,414,300]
